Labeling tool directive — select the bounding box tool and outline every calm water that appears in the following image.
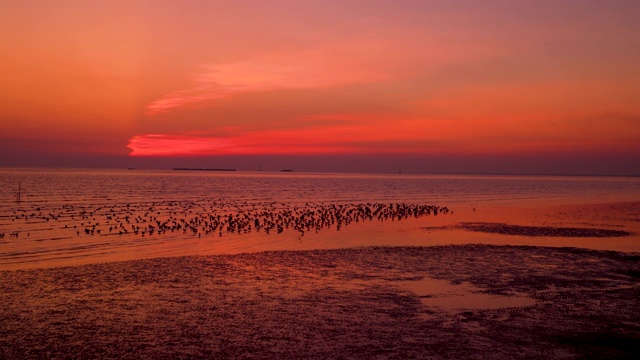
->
[1,168,638,207]
[1,168,639,269]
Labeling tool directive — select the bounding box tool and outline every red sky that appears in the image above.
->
[1,0,639,174]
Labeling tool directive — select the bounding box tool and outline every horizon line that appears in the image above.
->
[1,165,638,178]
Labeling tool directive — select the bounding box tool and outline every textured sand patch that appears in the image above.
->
[1,245,638,359]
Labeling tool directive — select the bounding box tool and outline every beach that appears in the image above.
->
[1,198,639,359]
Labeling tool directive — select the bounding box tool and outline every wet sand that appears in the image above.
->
[1,245,639,359]
[450,223,632,237]
[1,200,639,358]
[0,201,449,270]
[2,200,640,270]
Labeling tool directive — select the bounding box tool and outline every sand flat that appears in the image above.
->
[1,245,638,359]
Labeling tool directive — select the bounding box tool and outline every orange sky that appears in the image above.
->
[1,0,639,174]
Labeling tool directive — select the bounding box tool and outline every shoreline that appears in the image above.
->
[1,200,639,271]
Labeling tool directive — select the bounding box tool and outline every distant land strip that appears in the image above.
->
[173,168,236,171]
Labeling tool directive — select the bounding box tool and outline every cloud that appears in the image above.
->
[128,113,466,157]
[145,46,388,115]
[142,26,502,116]
[127,134,235,156]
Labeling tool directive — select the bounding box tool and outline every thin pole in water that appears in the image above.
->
[16,183,21,203]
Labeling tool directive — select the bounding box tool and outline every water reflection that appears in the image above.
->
[397,277,535,309]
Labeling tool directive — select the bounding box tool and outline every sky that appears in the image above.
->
[1,0,639,175]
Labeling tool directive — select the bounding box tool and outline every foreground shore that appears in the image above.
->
[1,244,638,359]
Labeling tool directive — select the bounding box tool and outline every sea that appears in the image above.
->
[1,168,639,270]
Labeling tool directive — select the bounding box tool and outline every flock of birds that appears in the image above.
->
[1,199,450,241]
